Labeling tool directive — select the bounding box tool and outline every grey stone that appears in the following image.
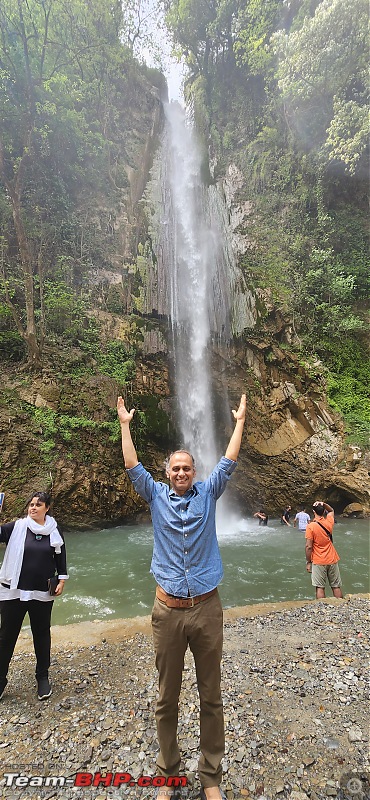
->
[348,726,363,742]
[290,793,310,800]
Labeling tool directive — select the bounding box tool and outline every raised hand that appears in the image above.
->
[225,393,246,461]
[117,396,135,425]
[231,394,246,422]
[117,396,139,468]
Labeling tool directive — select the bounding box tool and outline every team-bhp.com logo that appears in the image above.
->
[339,773,370,800]
[3,773,188,789]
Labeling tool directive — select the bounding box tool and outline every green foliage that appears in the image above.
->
[164,0,369,452]
[87,340,136,386]
[43,280,88,339]
[325,99,369,174]
[0,330,25,361]
[0,0,158,361]
[59,415,97,441]
[34,407,58,436]
[105,285,127,314]
[33,408,58,461]
[130,409,148,454]
[234,0,281,74]
[288,196,369,349]
[99,419,122,443]
[325,340,370,446]
[138,394,169,442]
[31,406,124,461]
[164,0,219,74]
[272,0,369,172]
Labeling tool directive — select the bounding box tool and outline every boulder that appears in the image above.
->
[342,502,364,517]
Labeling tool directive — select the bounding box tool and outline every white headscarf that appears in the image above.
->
[0,515,64,589]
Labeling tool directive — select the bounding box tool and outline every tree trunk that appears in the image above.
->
[10,186,42,365]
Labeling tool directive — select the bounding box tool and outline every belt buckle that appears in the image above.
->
[190,597,195,607]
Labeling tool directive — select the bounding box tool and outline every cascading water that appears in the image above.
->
[164,104,217,476]
[149,101,257,480]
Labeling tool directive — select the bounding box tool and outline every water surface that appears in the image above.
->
[50,517,369,625]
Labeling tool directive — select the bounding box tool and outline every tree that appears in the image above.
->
[272,0,369,173]
[163,0,241,78]
[0,0,127,364]
[121,0,162,60]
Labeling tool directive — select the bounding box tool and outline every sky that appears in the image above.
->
[133,0,186,102]
[165,56,185,102]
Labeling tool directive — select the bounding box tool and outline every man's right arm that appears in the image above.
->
[117,397,159,504]
[117,396,139,469]
[305,538,313,571]
[224,394,246,461]
[322,502,334,519]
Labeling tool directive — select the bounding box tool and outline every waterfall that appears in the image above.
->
[148,101,256,480]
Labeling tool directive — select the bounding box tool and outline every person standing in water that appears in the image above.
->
[305,501,343,599]
[294,507,311,531]
[253,510,268,526]
[281,505,292,526]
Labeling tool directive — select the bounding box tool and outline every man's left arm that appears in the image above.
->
[225,394,246,461]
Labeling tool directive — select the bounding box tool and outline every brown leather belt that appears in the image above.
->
[156,585,217,608]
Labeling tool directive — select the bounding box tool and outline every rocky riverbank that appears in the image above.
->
[0,596,369,800]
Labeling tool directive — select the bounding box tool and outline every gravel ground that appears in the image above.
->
[0,595,368,800]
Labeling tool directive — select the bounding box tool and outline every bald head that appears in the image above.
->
[165,450,196,496]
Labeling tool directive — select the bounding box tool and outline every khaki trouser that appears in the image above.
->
[151,590,224,788]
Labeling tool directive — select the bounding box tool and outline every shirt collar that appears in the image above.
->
[169,484,198,499]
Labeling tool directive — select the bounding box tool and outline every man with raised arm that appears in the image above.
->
[117,394,246,800]
[305,500,343,599]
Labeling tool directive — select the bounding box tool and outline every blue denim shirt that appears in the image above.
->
[127,457,237,597]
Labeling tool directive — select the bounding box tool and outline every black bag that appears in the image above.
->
[48,576,59,595]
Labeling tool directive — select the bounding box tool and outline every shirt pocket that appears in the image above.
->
[188,494,205,521]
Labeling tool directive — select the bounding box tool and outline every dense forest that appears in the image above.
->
[0,0,368,521]
[163,0,369,446]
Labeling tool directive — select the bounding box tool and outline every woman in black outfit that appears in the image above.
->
[0,491,68,700]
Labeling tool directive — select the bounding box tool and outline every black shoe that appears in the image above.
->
[37,677,52,700]
[0,678,7,700]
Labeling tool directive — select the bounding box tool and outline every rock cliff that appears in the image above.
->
[1,127,369,526]
[210,337,370,517]
[1,323,368,528]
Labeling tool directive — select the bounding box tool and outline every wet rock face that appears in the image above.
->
[2,127,368,525]
[342,503,364,517]
[0,358,172,527]
[211,340,370,517]
[1,336,368,527]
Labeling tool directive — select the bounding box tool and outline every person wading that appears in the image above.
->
[305,501,343,599]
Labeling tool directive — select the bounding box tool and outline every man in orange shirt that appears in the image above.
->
[305,501,343,599]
